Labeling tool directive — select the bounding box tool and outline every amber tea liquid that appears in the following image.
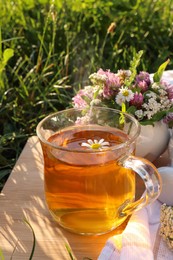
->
[41,125,135,235]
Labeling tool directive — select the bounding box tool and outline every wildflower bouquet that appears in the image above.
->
[72,51,173,125]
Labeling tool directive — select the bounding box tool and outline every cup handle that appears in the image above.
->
[119,155,162,217]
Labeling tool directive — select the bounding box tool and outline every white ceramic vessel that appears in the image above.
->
[135,121,170,162]
[157,166,173,206]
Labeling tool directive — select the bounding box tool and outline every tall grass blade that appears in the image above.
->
[23,219,36,260]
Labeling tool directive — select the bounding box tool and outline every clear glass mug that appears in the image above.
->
[36,106,161,235]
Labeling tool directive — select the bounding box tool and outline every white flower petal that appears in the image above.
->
[99,138,104,144]
[81,143,91,148]
[87,139,93,145]
[94,139,98,143]
[98,146,109,150]
[101,141,110,146]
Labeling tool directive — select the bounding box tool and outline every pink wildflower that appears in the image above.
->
[97,69,121,99]
[166,84,173,100]
[136,71,151,86]
[163,113,173,128]
[137,81,149,92]
[135,71,150,92]
[117,69,131,84]
[103,85,115,99]
[72,90,87,109]
[97,69,121,89]
[130,92,144,109]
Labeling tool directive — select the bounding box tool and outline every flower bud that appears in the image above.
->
[107,22,116,34]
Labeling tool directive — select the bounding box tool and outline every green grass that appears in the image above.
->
[0,0,173,189]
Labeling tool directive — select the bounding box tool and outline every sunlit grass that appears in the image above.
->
[0,0,173,188]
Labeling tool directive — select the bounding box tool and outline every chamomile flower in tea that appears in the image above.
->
[81,138,110,150]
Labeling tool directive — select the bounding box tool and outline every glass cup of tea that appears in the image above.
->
[36,106,161,235]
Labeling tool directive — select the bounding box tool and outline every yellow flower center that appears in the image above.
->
[122,90,129,96]
[91,143,101,149]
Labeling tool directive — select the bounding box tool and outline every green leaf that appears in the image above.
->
[151,110,167,121]
[3,48,14,64]
[0,27,2,60]
[139,110,168,125]
[153,59,170,82]
[167,107,173,113]
[129,0,140,8]
[127,105,137,115]
[0,48,14,73]
[140,120,154,126]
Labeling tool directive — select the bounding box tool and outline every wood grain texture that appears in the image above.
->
[0,136,169,259]
[0,136,128,260]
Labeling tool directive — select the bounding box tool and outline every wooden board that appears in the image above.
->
[0,136,129,260]
[0,136,170,259]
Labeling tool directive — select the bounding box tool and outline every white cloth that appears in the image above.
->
[98,200,173,260]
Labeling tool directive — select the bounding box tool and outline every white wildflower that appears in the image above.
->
[90,99,102,106]
[158,88,168,96]
[75,115,90,125]
[116,94,126,106]
[142,97,162,119]
[160,97,171,109]
[89,73,107,85]
[81,139,110,150]
[83,85,95,97]
[145,91,157,98]
[143,111,153,119]
[117,69,131,78]
[151,82,160,90]
[115,87,134,105]
[135,110,144,120]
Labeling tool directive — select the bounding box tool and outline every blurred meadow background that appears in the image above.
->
[0,0,173,190]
